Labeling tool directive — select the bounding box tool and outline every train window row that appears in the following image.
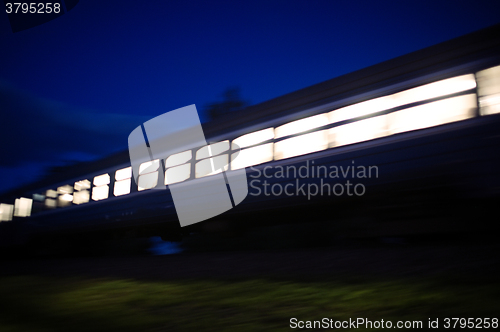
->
[1,65,499,222]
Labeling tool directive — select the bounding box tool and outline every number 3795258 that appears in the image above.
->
[444,318,498,329]
[6,2,61,14]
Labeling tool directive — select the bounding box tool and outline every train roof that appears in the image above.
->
[205,23,500,136]
[3,23,500,200]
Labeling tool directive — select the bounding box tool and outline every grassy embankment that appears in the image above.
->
[0,275,498,331]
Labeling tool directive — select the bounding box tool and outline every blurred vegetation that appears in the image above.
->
[0,276,498,331]
[204,87,249,121]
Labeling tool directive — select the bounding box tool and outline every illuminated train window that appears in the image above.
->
[14,197,32,217]
[328,74,476,124]
[73,179,90,204]
[389,94,476,134]
[329,95,395,124]
[477,65,500,116]
[275,114,329,139]
[330,115,389,147]
[74,179,91,191]
[0,203,14,221]
[57,185,73,207]
[195,141,229,178]
[8,69,496,210]
[274,114,329,160]
[230,128,274,170]
[236,73,478,163]
[138,160,159,191]
[275,130,329,160]
[390,74,476,107]
[165,150,192,185]
[114,166,132,196]
[92,174,110,201]
[45,189,57,208]
[325,75,477,148]
[46,189,57,198]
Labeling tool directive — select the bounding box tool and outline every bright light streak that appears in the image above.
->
[329,74,476,124]
[114,178,131,196]
[0,203,14,221]
[14,197,32,217]
[92,185,109,200]
[232,128,274,149]
[477,65,500,115]
[230,143,273,170]
[329,95,396,124]
[274,130,328,160]
[330,115,389,147]
[275,114,329,139]
[74,180,90,191]
[45,198,56,208]
[57,185,73,194]
[389,94,476,134]
[392,74,476,106]
[115,167,132,181]
[59,194,73,202]
[46,189,57,198]
[73,190,89,204]
[93,173,110,186]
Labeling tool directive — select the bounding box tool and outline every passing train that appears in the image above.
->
[1,24,500,251]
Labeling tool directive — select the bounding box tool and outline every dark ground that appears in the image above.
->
[1,238,498,282]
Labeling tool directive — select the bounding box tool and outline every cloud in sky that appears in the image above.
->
[0,80,150,192]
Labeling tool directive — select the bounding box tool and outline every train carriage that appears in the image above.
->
[1,24,500,250]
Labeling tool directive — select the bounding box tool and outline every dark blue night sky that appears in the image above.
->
[1,0,500,193]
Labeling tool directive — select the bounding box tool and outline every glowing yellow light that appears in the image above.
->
[330,115,389,147]
[57,185,73,195]
[232,128,274,149]
[231,143,274,170]
[0,203,14,221]
[73,190,89,204]
[115,167,132,181]
[14,197,32,217]
[93,173,110,186]
[329,96,396,124]
[389,94,476,134]
[74,179,90,191]
[92,185,109,200]
[393,74,476,107]
[196,141,229,160]
[114,178,131,196]
[165,150,192,168]
[45,198,56,208]
[477,65,500,116]
[329,74,476,124]
[274,130,328,160]
[59,194,73,202]
[275,114,329,139]
[46,189,57,198]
